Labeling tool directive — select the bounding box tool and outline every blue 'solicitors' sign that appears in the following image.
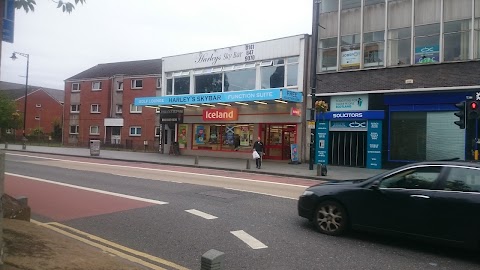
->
[135,89,303,106]
[366,120,383,169]
[319,110,385,120]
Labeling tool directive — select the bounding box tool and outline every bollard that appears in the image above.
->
[4,142,7,149]
[201,249,224,270]
[317,164,327,176]
[316,164,321,176]
[22,142,26,150]
[246,159,250,170]
[194,156,199,165]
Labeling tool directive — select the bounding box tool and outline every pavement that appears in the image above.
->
[0,143,387,270]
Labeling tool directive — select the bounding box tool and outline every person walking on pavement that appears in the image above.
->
[253,136,264,169]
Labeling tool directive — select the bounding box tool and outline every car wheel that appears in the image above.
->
[314,200,348,236]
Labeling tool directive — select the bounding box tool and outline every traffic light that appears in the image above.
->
[467,100,480,119]
[454,101,466,129]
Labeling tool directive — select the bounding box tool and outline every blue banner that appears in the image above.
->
[367,120,383,169]
[315,121,329,165]
[3,0,15,43]
[282,89,303,102]
[135,89,295,106]
[319,110,385,120]
[290,143,299,162]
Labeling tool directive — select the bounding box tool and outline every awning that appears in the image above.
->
[134,88,303,108]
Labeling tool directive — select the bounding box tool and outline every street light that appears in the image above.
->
[11,52,30,149]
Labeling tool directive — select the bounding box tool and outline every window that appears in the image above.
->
[173,77,190,95]
[155,126,161,137]
[72,83,80,92]
[195,73,223,93]
[90,126,100,135]
[192,124,254,151]
[131,79,143,89]
[319,38,338,71]
[92,81,102,90]
[261,59,285,89]
[224,68,256,91]
[286,57,298,87]
[340,34,361,70]
[166,78,173,95]
[414,23,440,64]
[69,125,79,134]
[117,81,124,91]
[130,104,142,113]
[156,78,162,89]
[387,27,411,66]
[443,20,471,62]
[71,104,80,113]
[380,166,442,190]
[363,31,385,67]
[116,104,123,114]
[129,126,142,136]
[321,0,338,13]
[36,104,42,108]
[91,104,100,113]
[444,167,480,192]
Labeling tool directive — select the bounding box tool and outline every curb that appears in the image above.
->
[5,149,333,182]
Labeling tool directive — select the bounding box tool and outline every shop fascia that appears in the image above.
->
[134,88,303,107]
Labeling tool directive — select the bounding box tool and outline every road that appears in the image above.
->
[4,152,480,270]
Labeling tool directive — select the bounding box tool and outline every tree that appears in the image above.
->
[0,93,21,139]
[14,0,86,13]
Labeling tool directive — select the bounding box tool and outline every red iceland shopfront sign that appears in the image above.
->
[203,108,238,121]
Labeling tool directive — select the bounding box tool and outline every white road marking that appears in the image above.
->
[231,230,268,250]
[223,187,298,200]
[7,153,310,188]
[6,173,169,205]
[185,209,218,220]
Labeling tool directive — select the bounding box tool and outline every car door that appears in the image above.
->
[428,165,480,245]
[369,165,444,236]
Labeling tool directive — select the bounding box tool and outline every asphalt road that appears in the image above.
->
[4,152,480,270]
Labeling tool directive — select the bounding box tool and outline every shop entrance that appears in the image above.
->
[261,124,297,160]
[329,131,366,167]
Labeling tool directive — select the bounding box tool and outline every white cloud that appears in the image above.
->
[1,0,312,89]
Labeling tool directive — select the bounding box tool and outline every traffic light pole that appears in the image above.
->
[309,1,320,170]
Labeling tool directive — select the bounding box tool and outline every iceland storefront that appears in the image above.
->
[135,35,309,160]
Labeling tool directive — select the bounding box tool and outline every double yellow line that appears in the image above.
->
[31,219,189,270]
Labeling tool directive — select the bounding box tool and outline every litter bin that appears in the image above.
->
[90,140,100,156]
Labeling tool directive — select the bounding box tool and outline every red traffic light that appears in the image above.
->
[471,101,478,110]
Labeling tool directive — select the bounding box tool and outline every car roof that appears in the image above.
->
[404,161,480,169]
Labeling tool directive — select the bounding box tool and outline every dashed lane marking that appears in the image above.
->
[223,187,297,200]
[31,219,189,270]
[231,230,268,250]
[6,173,169,205]
[185,209,218,220]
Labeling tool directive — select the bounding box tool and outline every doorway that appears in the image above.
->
[329,131,366,167]
[261,124,297,160]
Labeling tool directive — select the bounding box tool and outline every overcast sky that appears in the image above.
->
[1,0,312,90]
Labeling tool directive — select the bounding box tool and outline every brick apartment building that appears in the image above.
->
[63,59,162,150]
[0,81,64,141]
[311,0,480,169]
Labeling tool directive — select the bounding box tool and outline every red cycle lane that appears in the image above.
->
[5,174,156,222]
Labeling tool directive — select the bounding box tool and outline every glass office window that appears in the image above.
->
[364,31,385,67]
[387,27,411,66]
[414,0,441,26]
[340,34,361,70]
[261,60,285,89]
[286,57,299,87]
[319,38,338,71]
[414,24,440,64]
[444,20,471,62]
[195,73,222,93]
[224,68,256,92]
[174,77,190,95]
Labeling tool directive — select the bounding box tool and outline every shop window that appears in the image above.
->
[414,23,440,64]
[224,68,256,91]
[443,20,471,62]
[191,124,254,152]
[387,27,411,66]
[319,38,338,72]
[261,59,285,89]
[363,31,385,67]
[340,34,361,70]
[195,73,222,93]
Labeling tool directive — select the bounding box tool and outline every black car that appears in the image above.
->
[298,161,480,248]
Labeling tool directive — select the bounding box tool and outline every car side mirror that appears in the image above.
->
[370,180,380,190]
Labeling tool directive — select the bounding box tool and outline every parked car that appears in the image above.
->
[298,161,480,248]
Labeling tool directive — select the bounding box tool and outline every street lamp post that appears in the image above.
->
[309,1,320,170]
[11,52,30,150]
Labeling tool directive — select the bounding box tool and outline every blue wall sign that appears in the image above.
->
[329,121,367,131]
[290,143,299,162]
[135,88,303,106]
[367,120,383,169]
[318,110,385,120]
[315,121,329,165]
[415,45,439,64]
[3,0,15,43]
[282,89,303,102]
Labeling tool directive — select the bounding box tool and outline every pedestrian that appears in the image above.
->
[253,136,264,169]
[234,134,241,151]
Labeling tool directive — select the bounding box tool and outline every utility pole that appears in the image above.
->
[309,0,320,170]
